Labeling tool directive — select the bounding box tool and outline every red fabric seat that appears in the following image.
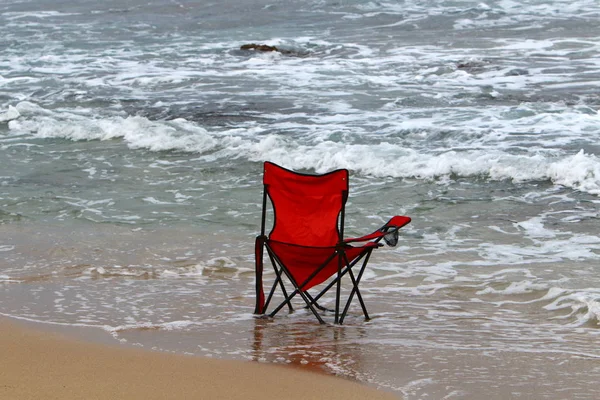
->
[254,162,411,324]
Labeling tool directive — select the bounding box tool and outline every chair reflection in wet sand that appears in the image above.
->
[254,162,411,324]
[251,318,367,377]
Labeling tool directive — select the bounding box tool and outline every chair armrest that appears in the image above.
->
[344,216,411,246]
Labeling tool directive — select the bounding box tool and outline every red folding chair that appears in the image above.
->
[254,162,411,324]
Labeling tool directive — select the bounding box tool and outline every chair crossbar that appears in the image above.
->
[263,242,373,324]
[339,249,373,323]
[264,244,329,323]
[309,249,369,305]
[263,252,292,312]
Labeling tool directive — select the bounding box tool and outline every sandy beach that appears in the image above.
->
[0,318,399,400]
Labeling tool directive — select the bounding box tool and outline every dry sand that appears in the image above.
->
[0,318,400,400]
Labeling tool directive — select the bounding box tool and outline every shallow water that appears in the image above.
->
[2,0,600,398]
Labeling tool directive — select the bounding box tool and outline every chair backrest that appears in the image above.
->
[263,162,348,247]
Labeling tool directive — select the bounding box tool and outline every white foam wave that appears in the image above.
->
[476,280,548,296]
[159,257,252,279]
[85,266,152,278]
[106,320,198,333]
[242,137,600,194]
[7,102,217,153]
[5,102,600,195]
[2,11,80,20]
[548,150,600,195]
[515,217,557,239]
[475,230,600,266]
[0,274,21,283]
[544,289,600,327]
[0,105,20,122]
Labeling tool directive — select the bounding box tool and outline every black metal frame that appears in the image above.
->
[255,184,376,324]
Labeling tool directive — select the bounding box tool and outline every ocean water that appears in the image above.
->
[1,0,600,398]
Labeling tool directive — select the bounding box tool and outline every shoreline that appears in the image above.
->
[0,317,400,400]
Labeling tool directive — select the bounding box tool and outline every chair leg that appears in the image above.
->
[296,290,325,324]
[335,253,343,324]
[265,251,293,313]
[269,289,330,324]
[263,270,286,313]
[340,268,369,324]
[268,288,299,317]
[304,292,334,312]
[339,249,373,324]
[309,250,369,306]
[277,270,294,313]
[266,249,325,324]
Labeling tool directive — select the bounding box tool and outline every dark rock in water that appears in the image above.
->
[239,43,297,56]
[504,68,529,76]
[456,60,489,71]
[240,43,280,52]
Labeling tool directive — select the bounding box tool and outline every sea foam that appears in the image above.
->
[4,101,600,196]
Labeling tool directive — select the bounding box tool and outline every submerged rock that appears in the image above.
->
[239,43,299,56]
[240,43,280,52]
[504,68,529,76]
[456,59,491,73]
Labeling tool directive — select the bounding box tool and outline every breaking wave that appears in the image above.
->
[3,102,599,195]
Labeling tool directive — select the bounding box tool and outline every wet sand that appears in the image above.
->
[0,318,400,400]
